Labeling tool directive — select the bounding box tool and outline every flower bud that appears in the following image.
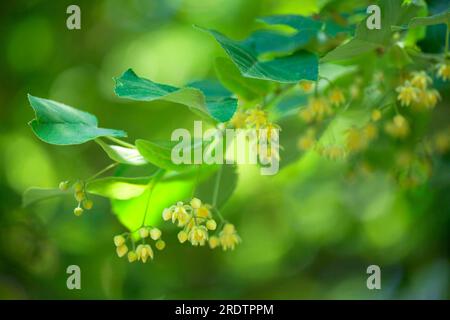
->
[116,244,128,258]
[127,251,137,263]
[209,236,220,249]
[162,208,172,221]
[155,239,166,250]
[190,197,202,209]
[74,181,83,193]
[82,199,93,210]
[139,227,149,239]
[113,235,125,247]
[177,230,188,243]
[150,228,162,240]
[59,181,69,191]
[74,191,85,202]
[73,207,83,216]
[206,219,217,231]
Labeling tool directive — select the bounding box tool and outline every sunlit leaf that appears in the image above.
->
[27,95,127,145]
[86,176,151,200]
[95,139,147,166]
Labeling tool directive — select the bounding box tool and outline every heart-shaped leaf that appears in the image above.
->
[95,139,147,166]
[27,95,127,145]
[197,27,319,83]
[114,69,237,122]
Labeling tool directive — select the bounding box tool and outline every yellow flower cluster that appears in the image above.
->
[230,108,281,162]
[385,115,410,139]
[346,123,378,153]
[162,198,241,251]
[59,180,93,216]
[113,226,165,263]
[437,63,450,81]
[299,88,345,123]
[163,198,217,247]
[396,71,440,110]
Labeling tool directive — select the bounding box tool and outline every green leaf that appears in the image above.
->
[27,95,127,145]
[321,38,380,62]
[95,139,147,166]
[214,57,272,101]
[322,0,426,62]
[114,69,237,122]
[198,27,319,83]
[86,176,151,200]
[136,139,203,171]
[22,187,70,207]
[245,15,323,55]
[408,11,450,28]
[187,80,238,122]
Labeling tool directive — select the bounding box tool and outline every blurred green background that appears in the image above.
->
[0,0,448,299]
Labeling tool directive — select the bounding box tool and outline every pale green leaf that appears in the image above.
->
[95,139,147,166]
[86,176,151,200]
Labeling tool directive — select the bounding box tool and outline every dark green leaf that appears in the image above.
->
[27,95,127,145]
[188,80,237,122]
[198,26,319,83]
[214,57,272,101]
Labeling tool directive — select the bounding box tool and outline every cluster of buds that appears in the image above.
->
[113,226,165,263]
[396,71,441,110]
[162,198,240,251]
[59,180,93,216]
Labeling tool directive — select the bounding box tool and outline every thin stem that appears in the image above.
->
[141,169,165,226]
[212,165,223,208]
[190,166,201,198]
[86,163,118,182]
[445,22,449,58]
[105,136,136,149]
